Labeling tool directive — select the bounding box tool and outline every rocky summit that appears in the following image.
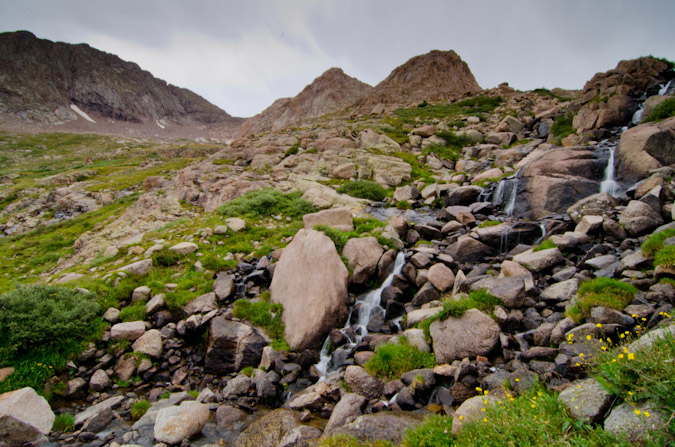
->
[0,31,675,447]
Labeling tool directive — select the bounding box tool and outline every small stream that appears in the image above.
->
[314,252,406,379]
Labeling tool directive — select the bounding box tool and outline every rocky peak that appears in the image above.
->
[0,30,237,126]
[360,49,482,109]
[235,67,372,137]
[582,56,673,96]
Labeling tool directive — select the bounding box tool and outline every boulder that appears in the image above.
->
[470,276,526,308]
[169,242,198,255]
[513,248,564,272]
[0,387,54,446]
[475,222,542,250]
[329,413,422,445]
[183,292,218,315]
[451,394,500,435]
[617,117,675,180]
[445,237,495,264]
[604,400,667,442]
[131,286,151,302]
[443,186,484,206]
[499,260,535,292]
[154,401,210,444]
[213,272,235,300]
[205,317,269,374]
[74,395,125,428]
[559,378,611,422]
[575,215,604,234]
[110,321,146,341]
[540,278,579,301]
[324,393,368,435]
[303,207,354,232]
[411,125,437,137]
[427,263,455,292]
[145,293,165,314]
[270,229,349,350]
[226,217,247,232]
[132,329,163,359]
[344,365,384,399]
[117,259,152,275]
[619,200,664,236]
[234,409,301,447]
[430,309,501,363]
[342,237,384,284]
[89,369,111,392]
[567,193,620,224]
[216,405,247,429]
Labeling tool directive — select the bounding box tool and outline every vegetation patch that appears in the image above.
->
[319,434,393,447]
[0,284,102,395]
[314,220,393,253]
[641,228,675,256]
[655,245,675,268]
[218,188,316,219]
[364,336,436,380]
[533,88,574,102]
[403,414,454,447]
[643,97,675,123]
[337,180,387,201]
[549,113,576,145]
[418,290,502,337]
[533,239,556,252]
[233,296,288,351]
[52,413,75,432]
[119,301,147,322]
[478,220,502,228]
[380,126,410,145]
[566,277,637,322]
[131,399,150,419]
[392,96,502,126]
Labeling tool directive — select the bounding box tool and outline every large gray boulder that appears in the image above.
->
[344,365,384,399]
[235,409,301,447]
[430,309,501,363]
[559,378,611,422]
[329,413,423,445]
[342,237,384,284]
[0,387,54,446]
[110,321,146,341]
[131,329,163,359]
[619,200,664,236]
[513,247,564,272]
[324,393,368,435]
[617,117,675,180]
[303,207,354,232]
[154,401,210,444]
[604,400,668,442]
[204,316,269,374]
[270,229,349,351]
[451,394,500,435]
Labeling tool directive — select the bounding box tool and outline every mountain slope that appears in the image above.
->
[236,67,372,137]
[0,31,237,127]
[360,49,482,109]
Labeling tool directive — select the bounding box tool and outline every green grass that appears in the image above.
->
[418,290,502,338]
[319,434,394,447]
[641,228,675,256]
[391,151,435,184]
[233,297,288,351]
[392,96,502,126]
[364,336,436,380]
[654,245,675,268]
[119,301,147,322]
[533,239,556,252]
[479,220,502,228]
[593,331,675,442]
[0,193,139,292]
[533,88,574,102]
[566,278,638,322]
[218,188,316,219]
[314,221,393,253]
[241,366,256,377]
[52,413,75,432]
[337,180,387,201]
[131,399,150,419]
[550,113,576,145]
[380,126,410,145]
[643,97,675,123]
[402,414,454,447]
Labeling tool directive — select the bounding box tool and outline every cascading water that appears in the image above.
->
[492,169,522,216]
[314,251,406,379]
[599,139,621,196]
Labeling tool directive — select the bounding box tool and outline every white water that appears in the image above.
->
[599,141,621,196]
[492,169,521,216]
[314,251,406,379]
[659,80,672,96]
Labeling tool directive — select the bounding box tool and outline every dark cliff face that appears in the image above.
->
[0,31,236,125]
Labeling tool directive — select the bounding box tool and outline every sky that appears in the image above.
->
[1,0,674,118]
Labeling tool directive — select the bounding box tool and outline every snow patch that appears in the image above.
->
[69,104,96,123]
[156,120,165,129]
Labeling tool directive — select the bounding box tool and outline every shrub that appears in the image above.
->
[643,97,675,123]
[131,399,150,419]
[337,181,387,201]
[566,278,637,322]
[641,228,675,256]
[284,140,301,157]
[218,189,316,219]
[365,336,436,379]
[152,247,182,267]
[403,414,454,447]
[0,285,100,358]
[52,413,75,432]
[233,298,288,350]
[549,113,575,145]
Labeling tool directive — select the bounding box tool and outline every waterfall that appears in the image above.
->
[599,141,621,196]
[659,80,672,96]
[492,169,521,216]
[314,251,406,379]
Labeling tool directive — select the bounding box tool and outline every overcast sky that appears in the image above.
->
[1,0,674,117]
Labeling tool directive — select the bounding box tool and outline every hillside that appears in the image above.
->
[0,31,242,137]
[0,44,674,447]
